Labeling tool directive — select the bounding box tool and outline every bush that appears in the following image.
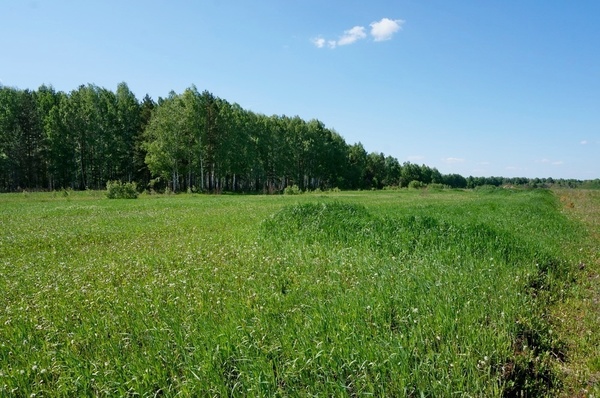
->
[427,183,449,190]
[283,184,302,195]
[106,180,138,199]
[408,180,425,189]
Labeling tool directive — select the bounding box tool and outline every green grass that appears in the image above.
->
[0,189,586,396]
[552,189,600,396]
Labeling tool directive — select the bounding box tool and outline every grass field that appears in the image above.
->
[0,188,594,396]
[553,189,600,396]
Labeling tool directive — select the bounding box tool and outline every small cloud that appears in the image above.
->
[479,161,490,165]
[338,26,367,46]
[580,140,588,145]
[370,18,404,41]
[313,17,403,49]
[311,37,325,48]
[312,26,366,48]
[538,158,550,163]
[443,157,465,164]
[552,160,564,165]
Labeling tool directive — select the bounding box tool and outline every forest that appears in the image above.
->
[0,83,595,193]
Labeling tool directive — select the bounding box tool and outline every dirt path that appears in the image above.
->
[554,189,600,397]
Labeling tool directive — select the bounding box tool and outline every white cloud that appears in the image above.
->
[580,140,588,145]
[552,160,564,165]
[311,37,326,48]
[312,26,365,48]
[443,157,465,164]
[313,17,403,49]
[338,26,367,46]
[370,18,404,41]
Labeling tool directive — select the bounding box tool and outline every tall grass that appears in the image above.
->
[0,189,582,396]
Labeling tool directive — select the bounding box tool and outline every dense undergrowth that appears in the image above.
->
[0,189,584,396]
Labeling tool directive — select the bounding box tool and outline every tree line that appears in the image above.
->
[0,83,596,193]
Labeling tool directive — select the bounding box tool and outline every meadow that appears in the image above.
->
[0,188,592,396]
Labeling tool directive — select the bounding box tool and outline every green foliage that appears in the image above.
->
[427,183,449,190]
[0,83,596,193]
[105,180,138,199]
[408,179,425,189]
[475,184,502,193]
[580,179,600,189]
[283,184,302,195]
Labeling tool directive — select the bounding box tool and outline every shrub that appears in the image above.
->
[106,180,138,199]
[283,184,302,195]
[427,183,449,190]
[408,180,425,189]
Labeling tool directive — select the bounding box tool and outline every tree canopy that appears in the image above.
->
[0,83,593,192]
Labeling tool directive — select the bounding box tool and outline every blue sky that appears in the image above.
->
[2,1,599,179]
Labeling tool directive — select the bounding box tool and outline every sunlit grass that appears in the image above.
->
[551,189,600,396]
[0,189,586,396]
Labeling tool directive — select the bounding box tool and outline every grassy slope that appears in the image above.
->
[0,188,586,396]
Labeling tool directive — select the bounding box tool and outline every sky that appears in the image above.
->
[2,1,599,180]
